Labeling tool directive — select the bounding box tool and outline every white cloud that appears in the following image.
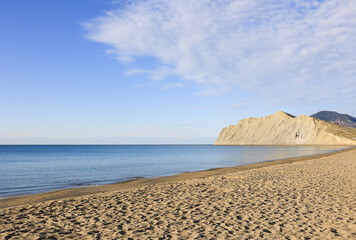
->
[84,0,356,104]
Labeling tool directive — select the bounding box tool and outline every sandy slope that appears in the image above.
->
[214,111,356,145]
[0,148,355,239]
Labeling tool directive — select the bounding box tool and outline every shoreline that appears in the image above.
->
[1,146,355,239]
[0,146,353,209]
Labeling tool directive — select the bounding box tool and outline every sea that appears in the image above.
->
[0,145,347,198]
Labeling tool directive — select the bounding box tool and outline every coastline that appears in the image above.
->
[1,146,355,239]
[0,146,352,209]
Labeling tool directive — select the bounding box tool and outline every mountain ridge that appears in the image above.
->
[214,111,356,145]
[310,111,356,128]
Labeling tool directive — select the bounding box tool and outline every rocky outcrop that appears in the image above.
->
[214,111,356,145]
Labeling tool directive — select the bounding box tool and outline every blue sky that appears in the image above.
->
[1,0,355,144]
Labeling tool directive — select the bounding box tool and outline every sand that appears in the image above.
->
[0,148,355,239]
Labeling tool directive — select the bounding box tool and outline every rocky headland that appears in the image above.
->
[214,111,356,145]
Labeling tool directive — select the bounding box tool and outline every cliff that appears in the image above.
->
[214,111,356,145]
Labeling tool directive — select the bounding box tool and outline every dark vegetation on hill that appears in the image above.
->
[311,111,356,128]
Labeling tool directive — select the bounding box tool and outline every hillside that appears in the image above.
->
[311,111,356,128]
[214,111,356,145]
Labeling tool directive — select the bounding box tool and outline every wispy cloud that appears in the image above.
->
[84,0,356,104]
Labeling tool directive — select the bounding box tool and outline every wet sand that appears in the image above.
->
[0,147,355,239]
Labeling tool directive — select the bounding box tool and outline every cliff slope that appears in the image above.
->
[214,111,356,145]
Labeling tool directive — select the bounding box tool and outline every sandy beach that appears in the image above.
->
[0,148,355,239]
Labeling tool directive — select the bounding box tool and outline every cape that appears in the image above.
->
[214,111,356,145]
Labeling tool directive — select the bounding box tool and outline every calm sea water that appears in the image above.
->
[0,145,346,198]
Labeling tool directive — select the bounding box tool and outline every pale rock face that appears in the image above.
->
[214,111,356,145]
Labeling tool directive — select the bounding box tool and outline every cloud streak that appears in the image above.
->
[84,0,356,103]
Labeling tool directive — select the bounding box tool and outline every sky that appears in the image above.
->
[1,0,355,144]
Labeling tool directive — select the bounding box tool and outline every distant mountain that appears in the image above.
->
[214,111,356,145]
[311,111,356,128]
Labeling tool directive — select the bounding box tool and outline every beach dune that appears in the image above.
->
[0,148,355,239]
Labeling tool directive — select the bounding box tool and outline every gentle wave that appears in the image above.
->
[0,145,346,197]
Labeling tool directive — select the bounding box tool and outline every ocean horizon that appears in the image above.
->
[0,145,346,198]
